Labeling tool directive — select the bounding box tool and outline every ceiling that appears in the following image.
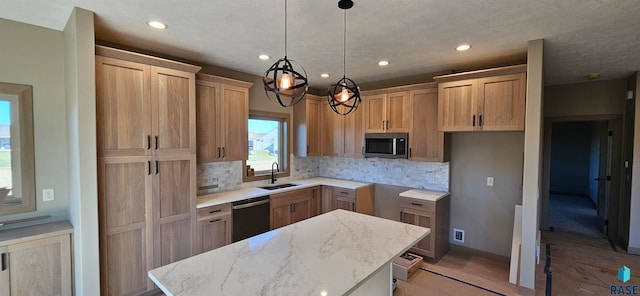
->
[2,0,640,88]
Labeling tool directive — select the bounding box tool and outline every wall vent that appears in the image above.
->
[453,228,465,243]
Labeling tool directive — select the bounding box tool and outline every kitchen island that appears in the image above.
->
[148,209,429,296]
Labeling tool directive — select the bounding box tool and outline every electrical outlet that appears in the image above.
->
[453,228,465,243]
[43,188,55,202]
[487,177,494,187]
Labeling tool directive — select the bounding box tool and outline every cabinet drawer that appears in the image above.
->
[399,197,435,212]
[197,203,231,220]
[333,187,355,199]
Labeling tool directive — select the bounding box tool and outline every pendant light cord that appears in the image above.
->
[284,0,288,57]
[343,8,347,79]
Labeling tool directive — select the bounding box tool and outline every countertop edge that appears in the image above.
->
[398,189,450,202]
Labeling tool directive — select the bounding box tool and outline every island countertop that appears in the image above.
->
[148,210,429,296]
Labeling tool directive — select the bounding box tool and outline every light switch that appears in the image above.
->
[487,177,494,187]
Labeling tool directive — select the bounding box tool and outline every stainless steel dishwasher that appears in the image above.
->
[232,195,270,242]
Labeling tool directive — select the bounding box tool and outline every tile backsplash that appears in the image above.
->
[197,156,449,194]
[318,157,449,191]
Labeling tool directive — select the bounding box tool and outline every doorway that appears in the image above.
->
[541,116,622,240]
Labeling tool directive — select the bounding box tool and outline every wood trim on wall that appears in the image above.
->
[196,73,253,89]
[95,45,202,73]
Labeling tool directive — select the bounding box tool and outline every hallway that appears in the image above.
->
[549,193,601,237]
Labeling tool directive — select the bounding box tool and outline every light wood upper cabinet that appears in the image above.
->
[364,92,409,133]
[364,94,386,133]
[343,104,365,158]
[96,48,199,157]
[294,95,322,157]
[195,74,252,163]
[321,101,344,156]
[96,56,152,157]
[0,221,73,296]
[409,87,449,162]
[477,73,526,131]
[435,65,526,132]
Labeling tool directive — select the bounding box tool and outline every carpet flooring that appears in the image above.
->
[548,194,601,236]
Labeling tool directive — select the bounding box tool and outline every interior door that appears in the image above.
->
[596,121,610,234]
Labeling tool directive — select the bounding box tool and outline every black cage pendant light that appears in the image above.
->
[263,0,309,108]
[327,0,361,116]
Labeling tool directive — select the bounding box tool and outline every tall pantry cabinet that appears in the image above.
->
[95,46,200,296]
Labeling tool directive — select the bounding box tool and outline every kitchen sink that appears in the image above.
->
[259,183,298,190]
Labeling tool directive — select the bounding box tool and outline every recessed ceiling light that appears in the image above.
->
[258,54,271,60]
[378,60,390,66]
[320,73,330,78]
[456,44,471,51]
[147,21,167,29]
[585,73,600,80]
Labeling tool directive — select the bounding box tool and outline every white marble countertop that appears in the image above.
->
[399,189,450,202]
[197,177,372,208]
[148,209,429,296]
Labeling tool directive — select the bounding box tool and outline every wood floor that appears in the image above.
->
[395,229,640,296]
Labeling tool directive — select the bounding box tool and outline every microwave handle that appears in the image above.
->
[393,138,397,155]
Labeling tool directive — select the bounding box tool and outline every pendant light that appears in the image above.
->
[327,0,361,116]
[263,0,309,107]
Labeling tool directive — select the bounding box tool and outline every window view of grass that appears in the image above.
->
[247,118,280,172]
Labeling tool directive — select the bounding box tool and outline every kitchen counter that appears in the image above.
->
[149,209,429,296]
[399,189,450,202]
[197,177,372,208]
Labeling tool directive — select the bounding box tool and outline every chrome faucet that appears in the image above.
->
[271,162,280,184]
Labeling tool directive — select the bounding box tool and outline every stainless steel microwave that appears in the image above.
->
[364,133,408,159]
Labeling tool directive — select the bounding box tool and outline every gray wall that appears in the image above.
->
[450,132,524,257]
[0,18,69,221]
[545,79,626,117]
[549,121,592,196]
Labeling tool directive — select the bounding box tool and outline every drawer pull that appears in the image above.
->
[341,192,349,194]
[1,253,7,271]
[411,202,423,207]
[209,218,221,223]
[209,209,222,214]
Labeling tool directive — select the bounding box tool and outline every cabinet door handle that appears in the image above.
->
[155,161,159,175]
[341,192,349,194]
[362,146,365,156]
[307,145,310,153]
[209,209,222,214]
[217,147,221,158]
[472,114,476,127]
[155,136,159,150]
[1,252,7,271]
[381,120,385,130]
[222,147,225,158]
[411,202,423,207]
[386,120,389,130]
[148,161,151,175]
[209,218,221,223]
[147,135,151,150]
[479,113,483,126]
[409,148,412,158]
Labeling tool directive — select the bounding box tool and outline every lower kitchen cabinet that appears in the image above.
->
[270,187,319,230]
[0,221,73,296]
[321,185,375,215]
[399,195,450,261]
[196,203,232,254]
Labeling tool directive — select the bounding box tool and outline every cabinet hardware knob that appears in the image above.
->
[472,114,476,127]
[147,135,151,150]
[341,192,348,194]
[155,161,159,175]
[209,218,221,223]
[411,202,423,207]
[209,209,222,214]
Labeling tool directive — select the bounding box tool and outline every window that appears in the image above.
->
[244,110,290,182]
[0,82,35,215]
